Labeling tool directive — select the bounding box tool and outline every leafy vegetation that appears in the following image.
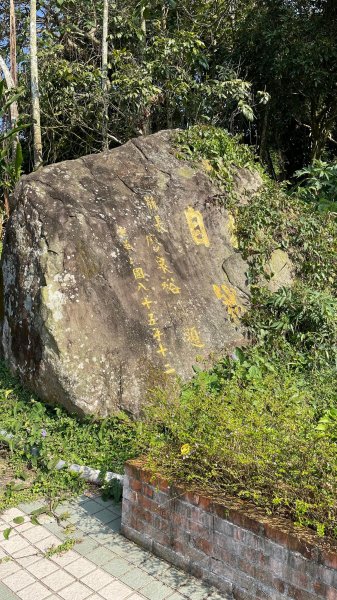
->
[295,160,337,212]
[0,362,138,510]
[1,1,336,177]
[137,125,337,542]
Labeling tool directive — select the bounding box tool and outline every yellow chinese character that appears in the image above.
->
[157,343,167,357]
[153,328,162,342]
[164,364,176,375]
[213,284,243,323]
[184,327,205,349]
[123,240,133,252]
[184,206,210,248]
[156,256,172,274]
[137,282,148,292]
[146,234,161,253]
[154,215,166,234]
[133,268,145,280]
[117,226,127,237]
[162,278,181,295]
[228,213,239,249]
[144,195,158,212]
[148,313,157,326]
[142,297,152,309]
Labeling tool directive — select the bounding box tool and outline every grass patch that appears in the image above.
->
[0,362,139,510]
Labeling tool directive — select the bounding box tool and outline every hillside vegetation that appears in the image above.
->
[140,126,337,542]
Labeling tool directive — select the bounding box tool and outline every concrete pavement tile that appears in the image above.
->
[140,556,170,578]
[26,557,59,578]
[0,582,20,600]
[125,547,151,567]
[35,535,63,553]
[159,568,189,589]
[87,529,115,546]
[64,557,96,578]
[120,567,154,591]
[99,580,134,600]
[92,509,117,526]
[14,551,41,567]
[104,537,136,557]
[140,580,173,600]
[41,569,75,592]
[17,581,51,600]
[14,522,35,534]
[2,570,36,592]
[44,523,67,540]
[1,509,26,525]
[0,559,21,579]
[58,581,92,600]
[51,550,80,567]
[103,556,131,577]
[0,534,29,553]
[177,581,213,600]
[79,500,103,516]
[74,538,98,558]
[18,501,46,515]
[85,546,117,566]
[22,525,51,544]
[79,568,114,591]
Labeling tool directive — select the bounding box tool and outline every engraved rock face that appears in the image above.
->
[1,130,261,416]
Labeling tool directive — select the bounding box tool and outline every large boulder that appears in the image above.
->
[2,130,261,416]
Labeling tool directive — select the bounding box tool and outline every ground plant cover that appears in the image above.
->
[138,126,337,543]
[0,363,138,511]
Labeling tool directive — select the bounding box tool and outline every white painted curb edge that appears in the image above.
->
[0,429,124,486]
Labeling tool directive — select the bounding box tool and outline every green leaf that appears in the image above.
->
[13,516,25,525]
[3,528,12,540]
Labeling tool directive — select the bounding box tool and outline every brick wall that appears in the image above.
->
[121,460,337,600]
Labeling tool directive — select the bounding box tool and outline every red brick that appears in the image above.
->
[254,567,286,594]
[323,550,337,570]
[287,584,322,600]
[193,536,212,555]
[237,557,256,579]
[327,588,337,600]
[213,545,238,567]
[130,479,142,492]
[232,586,255,600]
[142,483,154,498]
[313,580,331,597]
[228,509,265,536]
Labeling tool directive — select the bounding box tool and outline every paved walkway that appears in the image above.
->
[0,492,225,600]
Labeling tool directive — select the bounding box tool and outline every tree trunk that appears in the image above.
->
[259,102,270,165]
[102,0,109,151]
[30,0,43,169]
[0,55,19,131]
[10,0,17,86]
[140,3,147,37]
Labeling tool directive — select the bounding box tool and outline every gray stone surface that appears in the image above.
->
[1,130,259,416]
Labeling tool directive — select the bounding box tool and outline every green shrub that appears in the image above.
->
[295,160,337,212]
[141,358,337,538]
